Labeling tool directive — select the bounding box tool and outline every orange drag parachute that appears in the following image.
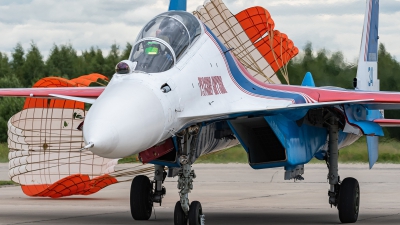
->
[193,0,299,84]
[8,74,154,198]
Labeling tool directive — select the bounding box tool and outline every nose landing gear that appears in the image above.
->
[173,126,205,225]
[174,161,205,225]
[130,125,205,224]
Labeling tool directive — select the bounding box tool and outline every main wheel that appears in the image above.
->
[188,201,203,225]
[130,175,153,220]
[338,177,360,223]
[174,201,187,225]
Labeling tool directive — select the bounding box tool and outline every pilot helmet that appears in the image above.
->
[158,15,184,46]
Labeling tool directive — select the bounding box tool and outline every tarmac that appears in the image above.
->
[1,163,400,225]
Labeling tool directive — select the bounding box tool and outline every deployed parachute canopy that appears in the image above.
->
[193,0,298,84]
[8,74,155,198]
[8,74,119,198]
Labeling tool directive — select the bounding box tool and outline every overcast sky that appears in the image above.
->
[0,0,399,63]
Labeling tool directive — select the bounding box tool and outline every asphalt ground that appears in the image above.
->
[1,163,400,225]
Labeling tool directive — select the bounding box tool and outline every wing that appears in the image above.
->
[179,99,375,120]
[0,75,106,104]
[266,84,400,110]
[0,87,104,100]
[179,83,400,129]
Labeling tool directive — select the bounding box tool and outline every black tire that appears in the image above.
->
[130,175,153,220]
[188,201,203,225]
[174,201,187,225]
[338,177,360,223]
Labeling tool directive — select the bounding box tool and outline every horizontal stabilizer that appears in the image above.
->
[373,119,400,127]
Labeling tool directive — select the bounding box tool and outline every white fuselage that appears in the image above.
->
[83,28,293,158]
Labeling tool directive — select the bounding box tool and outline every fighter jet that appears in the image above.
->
[0,0,396,224]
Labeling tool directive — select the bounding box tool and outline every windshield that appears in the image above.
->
[135,11,202,60]
[130,40,175,73]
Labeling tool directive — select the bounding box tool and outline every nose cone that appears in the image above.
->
[84,81,166,158]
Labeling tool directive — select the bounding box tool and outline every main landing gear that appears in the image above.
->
[326,117,360,223]
[130,165,166,220]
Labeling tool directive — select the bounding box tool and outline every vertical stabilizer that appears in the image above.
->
[355,0,379,91]
[168,0,186,11]
[301,72,316,87]
[356,0,380,169]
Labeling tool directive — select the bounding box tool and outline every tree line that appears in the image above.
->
[0,42,399,142]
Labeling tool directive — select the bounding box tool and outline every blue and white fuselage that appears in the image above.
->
[84,10,378,170]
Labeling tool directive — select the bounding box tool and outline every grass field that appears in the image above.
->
[0,180,17,186]
[0,143,7,163]
[1,137,400,164]
[197,137,400,164]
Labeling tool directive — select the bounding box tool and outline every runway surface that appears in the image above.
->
[1,163,400,224]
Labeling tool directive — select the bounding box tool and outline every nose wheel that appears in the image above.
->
[189,201,204,225]
[174,201,187,225]
[174,201,205,225]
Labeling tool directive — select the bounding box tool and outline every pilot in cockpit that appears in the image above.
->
[131,14,191,73]
[156,15,186,48]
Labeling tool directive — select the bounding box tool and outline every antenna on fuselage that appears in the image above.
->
[168,0,187,11]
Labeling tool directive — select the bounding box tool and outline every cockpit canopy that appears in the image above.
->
[130,40,175,73]
[129,11,202,73]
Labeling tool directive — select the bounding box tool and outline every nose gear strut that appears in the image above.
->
[174,125,205,225]
[177,161,196,214]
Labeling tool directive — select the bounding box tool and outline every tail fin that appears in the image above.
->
[355,0,380,169]
[355,0,379,91]
[168,0,186,11]
[301,72,316,87]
